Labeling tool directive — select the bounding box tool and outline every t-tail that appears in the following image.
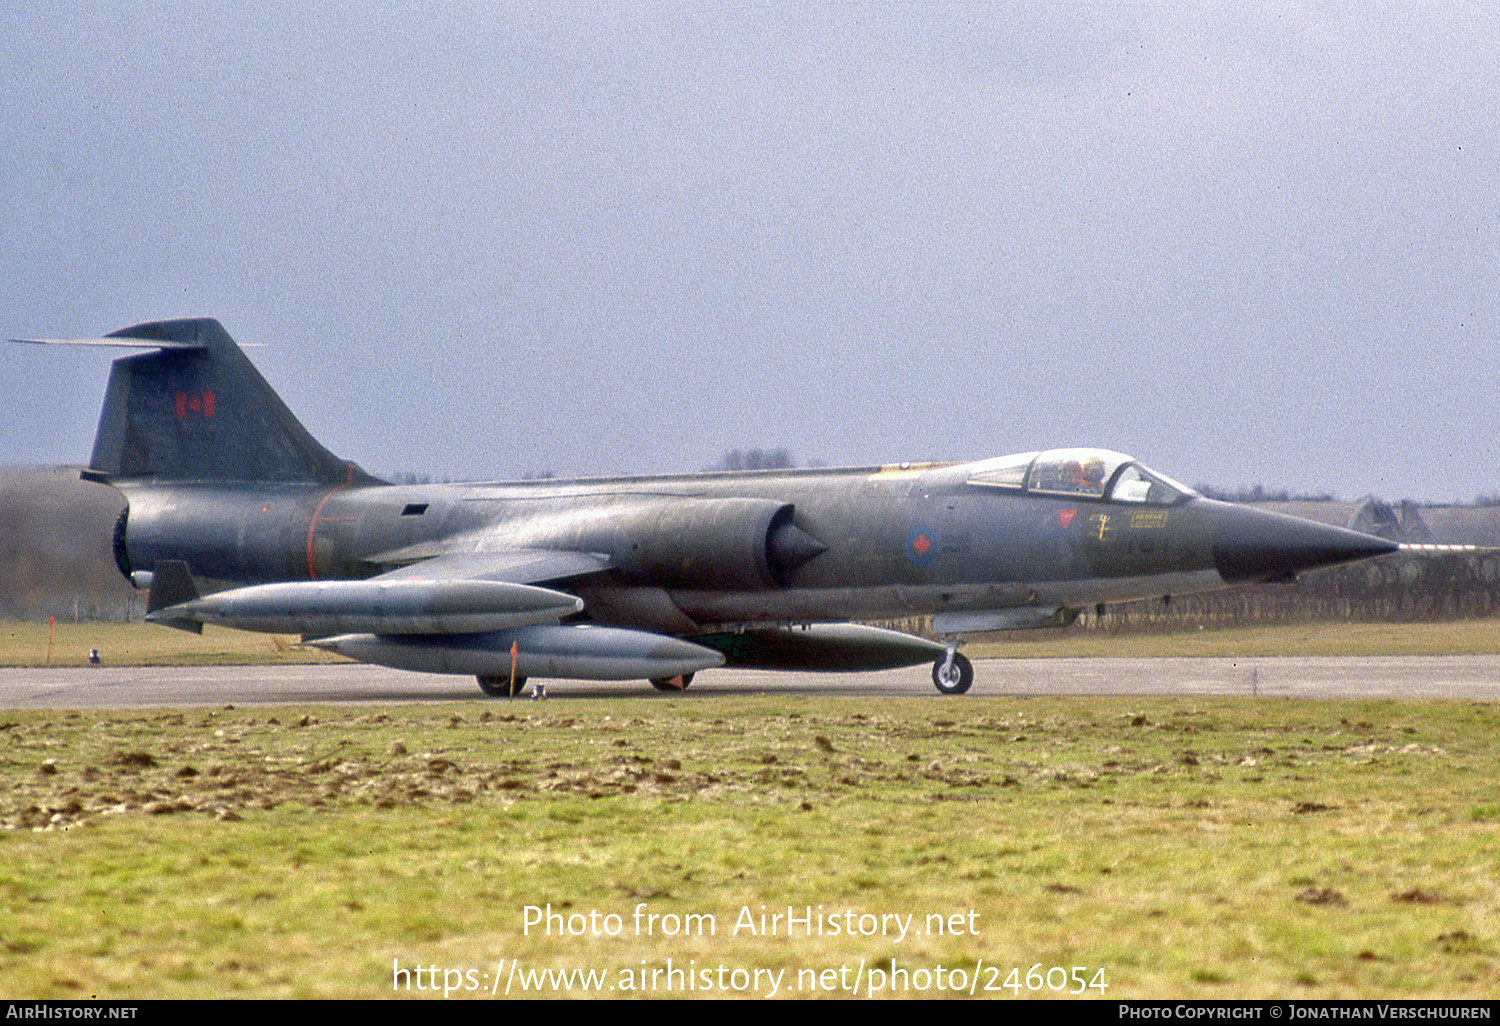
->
[20,318,376,486]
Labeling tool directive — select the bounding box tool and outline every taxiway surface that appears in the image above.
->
[1,656,1498,708]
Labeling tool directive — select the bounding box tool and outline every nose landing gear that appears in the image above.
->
[932,645,973,695]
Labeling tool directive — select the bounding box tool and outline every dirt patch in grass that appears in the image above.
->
[3,696,1499,999]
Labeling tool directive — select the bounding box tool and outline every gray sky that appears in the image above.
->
[3,2,1496,502]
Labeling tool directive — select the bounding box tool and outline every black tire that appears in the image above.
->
[477,674,528,697]
[648,672,695,693]
[932,653,974,695]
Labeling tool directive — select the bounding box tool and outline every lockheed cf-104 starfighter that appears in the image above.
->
[14,319,1398,695]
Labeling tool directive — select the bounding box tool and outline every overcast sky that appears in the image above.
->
[2,2,1496,502]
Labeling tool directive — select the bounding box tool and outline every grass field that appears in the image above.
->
[5,617,1500,668]
[0,620,347,668]
[972,620,1500,658]
[3,693,1499,999]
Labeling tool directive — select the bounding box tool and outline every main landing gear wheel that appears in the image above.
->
[477,674,529,697]
[649,673,695,693]
[932,653,974,695]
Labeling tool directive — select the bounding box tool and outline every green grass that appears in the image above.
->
[0,620,346,667]
[970,619,1500,658]
[5,618,1500,668]
[3,697,1499,998]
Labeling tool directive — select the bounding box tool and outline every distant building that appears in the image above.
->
[1350,496,1432,543]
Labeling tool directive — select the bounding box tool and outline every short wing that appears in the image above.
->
[369,548,612,586]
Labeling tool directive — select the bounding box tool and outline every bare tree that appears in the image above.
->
[705,448,796,472]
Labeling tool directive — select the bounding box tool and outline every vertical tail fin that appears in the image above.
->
[86,318,376,485]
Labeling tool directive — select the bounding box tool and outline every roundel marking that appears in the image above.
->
[907,528,938,565]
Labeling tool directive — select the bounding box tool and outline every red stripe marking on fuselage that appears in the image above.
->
[305,465,357,580]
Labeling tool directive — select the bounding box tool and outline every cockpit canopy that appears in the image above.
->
[965,448,1195,506]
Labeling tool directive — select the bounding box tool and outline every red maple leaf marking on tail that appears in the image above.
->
[173,391,217,419]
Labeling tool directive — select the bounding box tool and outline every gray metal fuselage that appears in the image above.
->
[116,461,1232,637]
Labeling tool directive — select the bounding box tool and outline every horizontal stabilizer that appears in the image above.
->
[9,336,209,349]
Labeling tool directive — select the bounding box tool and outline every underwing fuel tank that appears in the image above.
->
[690,624,948,672]
[307,624,727,681]
[150,578,584,635]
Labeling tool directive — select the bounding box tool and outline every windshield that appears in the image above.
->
[1108,464,1191,505]
[967,448,1193,506]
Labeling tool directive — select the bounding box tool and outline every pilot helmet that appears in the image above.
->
[1081,457,1106,487]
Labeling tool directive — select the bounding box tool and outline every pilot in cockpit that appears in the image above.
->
[1069,456,1108,496]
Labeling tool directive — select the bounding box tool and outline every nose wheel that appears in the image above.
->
[932,651,973,694]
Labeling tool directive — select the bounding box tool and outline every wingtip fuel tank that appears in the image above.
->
[308,625,727,682]
[147,577,585,636]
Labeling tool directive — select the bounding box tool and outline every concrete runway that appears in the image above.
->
[2,656,1499,708]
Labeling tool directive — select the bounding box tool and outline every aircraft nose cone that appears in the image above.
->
[1211,502,1399,584]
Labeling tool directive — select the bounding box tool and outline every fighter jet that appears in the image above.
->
[14,319,1398,695]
